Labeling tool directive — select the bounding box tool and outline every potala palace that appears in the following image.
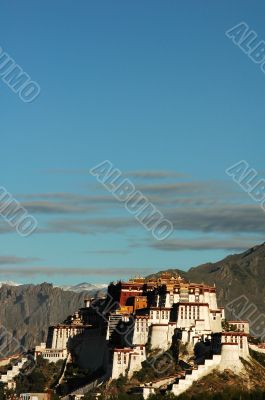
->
[34,273,250,397]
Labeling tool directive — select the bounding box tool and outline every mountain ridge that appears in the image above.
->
[150,241,265,324]
[2,242,265,356]
[0,282,105,356]
[0,281,108,293]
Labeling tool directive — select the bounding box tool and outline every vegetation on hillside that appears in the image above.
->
[131,344,184,384]
[15,356,64,394]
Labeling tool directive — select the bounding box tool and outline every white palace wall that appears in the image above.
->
[132,317,149,346]
[51,325,86,350]
[150,323,175,351]
[209,310,222,333]
[149,308,171,325]
[176,304,211,331]
[112,346,146,380]
[221,333,249,358]
[219,343,242,372]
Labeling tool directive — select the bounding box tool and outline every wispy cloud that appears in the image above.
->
[44,217,134,234]
[149,237,261,252]
[43,168,186,180]
[34,203,265,237]
[21,200,97,214]
[126,170,187,179]
[137,181,209,194]
[0,256,41,265]
[1,172,263,248]
[164,204,265,234]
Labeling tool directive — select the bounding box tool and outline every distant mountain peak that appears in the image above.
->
[56,282,108,293]
[0,280,21,287]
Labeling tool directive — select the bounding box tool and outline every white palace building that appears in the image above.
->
[34,273,250,397]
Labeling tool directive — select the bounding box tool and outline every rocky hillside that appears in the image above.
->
[151,242,265,329]
[0,283,91,356]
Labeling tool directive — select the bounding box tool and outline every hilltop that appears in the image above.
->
[150,242,265,321]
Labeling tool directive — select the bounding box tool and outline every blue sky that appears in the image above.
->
[0,1,265,285]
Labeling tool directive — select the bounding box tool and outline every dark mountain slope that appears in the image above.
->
[0,283,87,356]
[152,242,265,321]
